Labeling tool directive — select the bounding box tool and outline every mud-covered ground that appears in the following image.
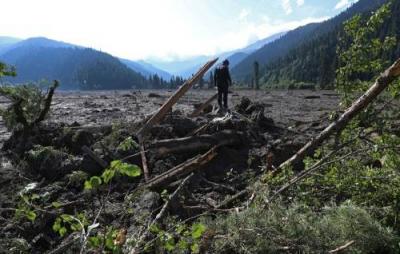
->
[0,89,340,253]
[0,89,339,144]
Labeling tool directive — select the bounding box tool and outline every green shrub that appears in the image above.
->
[208,201,398,254]
[0,81,58,131]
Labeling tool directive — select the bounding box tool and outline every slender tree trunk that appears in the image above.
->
[279,58,400,170]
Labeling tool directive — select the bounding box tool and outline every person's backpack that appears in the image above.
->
[214,66,223,86]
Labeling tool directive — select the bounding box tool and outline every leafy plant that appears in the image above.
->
[117,136,138,152]
[149,222,207,253]
[53,213,89,237]
[15,193,39,222]
[0,62,16,78]
[84,160,141,189]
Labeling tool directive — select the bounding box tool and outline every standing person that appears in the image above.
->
[214,59,232,110]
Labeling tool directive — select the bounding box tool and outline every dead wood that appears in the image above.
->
[131,173,194,254]
[142,147,218,190]
[139,141,150,182]
[149,130,242,158]
[81,145,108,168]
[216,189,248,209]
[190,93,218,117]
[329,240,355,253]
[278,58,400,171]
[35,80,59,124]
[137,58,218,140]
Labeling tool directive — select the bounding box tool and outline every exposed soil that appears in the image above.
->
[0,89,339,253]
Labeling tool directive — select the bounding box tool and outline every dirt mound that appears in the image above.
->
[0,96,317,253]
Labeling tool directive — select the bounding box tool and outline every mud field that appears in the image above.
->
[0,89,340,253]
[0,89,339,144]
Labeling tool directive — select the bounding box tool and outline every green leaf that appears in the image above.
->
[117,137,138,152]
[105,233,115,250]
[59,227,68,237]
[149,224,161,234]
[178,239,189,250]
[90,176,102,188]
[52,202,62,208]
[71,223,82,231]
[88,236,101,248]
[61,214,74,223]
[164,235,175,252]
[30,194,40,200]
[85,176,102,189]
[118,162,141,177]
[102,169,115,184]
[191,243,200,253]
[191,223,206,239]
[84,180,92,190]
[53,218,61,232]
[26,210,37,222]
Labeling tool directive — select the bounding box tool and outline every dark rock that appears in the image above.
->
[304,95,321,99]
[70,130,94,153]
[148,93,162,98]
[235,97,251,114]
[138,191,161,211]
[80,154,104,176]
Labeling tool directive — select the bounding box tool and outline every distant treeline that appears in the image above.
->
[1,45,186,90]
[260,0,400,88]
[230,0,399,89]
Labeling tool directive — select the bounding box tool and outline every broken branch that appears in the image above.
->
[137,58,218,140]
[142,147,217,190]
[149,130,242,158]
[278,58,400,171]
[190,93,218,117]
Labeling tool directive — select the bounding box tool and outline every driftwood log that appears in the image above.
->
[142,147,217,190]
[148,130,242,158]
[137,58,218,140]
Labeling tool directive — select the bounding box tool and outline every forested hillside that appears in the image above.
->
[1,47,149,90]
[261,0,400,88]
[232,0,388,82]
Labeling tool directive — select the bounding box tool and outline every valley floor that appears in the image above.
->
[0,89,340,145]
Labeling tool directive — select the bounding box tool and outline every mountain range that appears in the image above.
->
[0,31,286,88]
[259,0,399,88]
[231,0,391,84]
[0,0,395,90]
[147,32,286,78]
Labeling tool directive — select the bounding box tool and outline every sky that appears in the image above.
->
[0,0,358,62]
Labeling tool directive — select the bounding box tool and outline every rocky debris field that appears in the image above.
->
[0,89,339,253]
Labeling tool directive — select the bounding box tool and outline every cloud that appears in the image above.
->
[282,0,293,15]
[297,0,305,7]
[211,16,330,57]
[335,0,353,9]
[239,9,250,21]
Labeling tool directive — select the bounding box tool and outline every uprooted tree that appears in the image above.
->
[0,80,59,132]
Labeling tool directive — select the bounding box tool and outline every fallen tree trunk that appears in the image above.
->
[149,130,242,158]
[137,58,218,140]
[142,147,217,190]
[190,93,218,117]
[278,58,400,171]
